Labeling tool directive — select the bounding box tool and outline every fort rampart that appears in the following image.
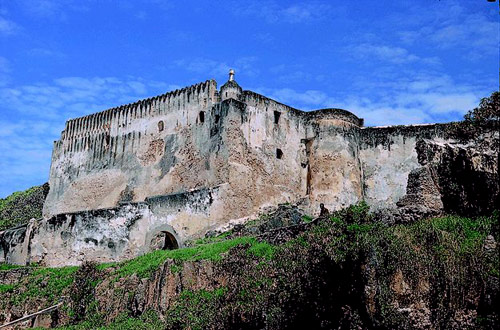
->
[1,75,497,266]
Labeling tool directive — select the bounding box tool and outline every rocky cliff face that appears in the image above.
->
[373,126,499,224]
[413,131,498,216]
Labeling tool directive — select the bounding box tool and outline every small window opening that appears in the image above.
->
[274,111,281,124]
[276,148,283,159]
[162,231,179,250]
[215,114,220,123]
[158,121,164,132]
[199,111,205,123]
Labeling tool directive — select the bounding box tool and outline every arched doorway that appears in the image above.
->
[147,225,182,252]
[162,231,179,250]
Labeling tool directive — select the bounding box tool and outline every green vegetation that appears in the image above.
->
[2,203,498,329]
[112,236,270,280]
[9,266,78,306]
[0,284,14,293]
[0,263,23,271]
[192,230,232,245]
[301,215,313,223]
[464,91,499,125]
[165,288,228,329]
[0,183,49,230]
[247,241,276,260]
[45,310,165,330]
[159,205,499,329]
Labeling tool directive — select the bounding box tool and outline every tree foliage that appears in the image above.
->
[464,91,500,125]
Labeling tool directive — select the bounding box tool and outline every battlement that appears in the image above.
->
[4,70,496,267]
[62,80,217,140]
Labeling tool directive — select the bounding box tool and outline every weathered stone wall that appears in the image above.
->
[2,77,492,267]
[0,225,29,265]
[359,124,499,214]
[27,186,227,266]
[358,125,440,210]
[43,80,222,217]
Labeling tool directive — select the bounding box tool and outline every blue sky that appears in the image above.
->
[0,0,498,197]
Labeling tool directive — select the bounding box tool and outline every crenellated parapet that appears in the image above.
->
[61,80,217,142]
[8,69,496,267]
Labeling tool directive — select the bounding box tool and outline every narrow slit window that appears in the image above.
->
[199,111,205,123]
[158,121,164,132]
[276,148,283,159]
[274,111,281,124]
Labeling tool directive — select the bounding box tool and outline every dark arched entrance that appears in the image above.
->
[162,231,179,250]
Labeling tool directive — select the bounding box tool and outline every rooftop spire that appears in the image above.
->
[228,69,235,81]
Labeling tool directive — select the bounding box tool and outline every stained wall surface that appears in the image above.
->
[43,80,222,217]
[2,78,495,266]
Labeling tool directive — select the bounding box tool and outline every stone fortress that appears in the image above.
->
[1,71,498,266]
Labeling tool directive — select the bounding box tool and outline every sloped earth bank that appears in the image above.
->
[0,183,49,231]
[0,204,498,329]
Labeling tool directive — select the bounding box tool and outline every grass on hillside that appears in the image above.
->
[108,236,275,280]
[0,263,23,271]
[2,234,276,309]
[0,183,49,231]
[2,204,498,329]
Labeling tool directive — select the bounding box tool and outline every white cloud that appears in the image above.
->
[0,76,177,197]
[430,14,498,57]
[0,76,176,120]
[253,71,488,126]
[234,1,333,23]
[174,57,259,79]
[259,88,328,107]
[346,43,440,65]
[17,0,89,20]
[397,4,498,59]
[0,15,19,35]
[27,47,66,58]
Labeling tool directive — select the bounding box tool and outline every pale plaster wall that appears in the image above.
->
[360,135,421,210]
[30,185,226,267]
[15,78,475,267]
[43,80,221,217]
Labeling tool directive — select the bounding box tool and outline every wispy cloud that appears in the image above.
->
[27,47,66,58]
[397,4,498,59]
[0,76,175,120]
[174,57,259,79]
[233,1,333,23]
[0,76,178,197]
[0,15,19,35]
[346,43,440,65]
[254,71,487,126]
[17,0,88,20]
[269,64,326,84]
[0,56,10,86]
